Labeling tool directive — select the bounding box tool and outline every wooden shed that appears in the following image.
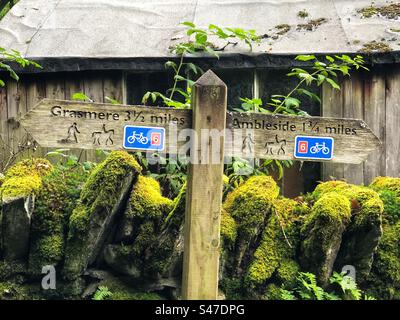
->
[0,0,399,196]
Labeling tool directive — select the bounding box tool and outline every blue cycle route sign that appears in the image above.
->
[294,136,334,161]
[123,125,165,151]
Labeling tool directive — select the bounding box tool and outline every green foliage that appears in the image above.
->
[46,149,95,173]
[142,22,260,108]
[71,92,92,102]
[0,46,41,87]
[93,286,113,300]
[150,155,187,199]
[105,96,122,105]
[242,54,368,116]
[280,272,370,300]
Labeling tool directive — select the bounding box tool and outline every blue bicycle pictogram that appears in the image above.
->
[310,142,330,155]
[123,125,165,151]
[127,131,149,145]
[294,136,334,160]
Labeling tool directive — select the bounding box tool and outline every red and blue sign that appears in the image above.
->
[123,125,165,151]
[294,136,334,160]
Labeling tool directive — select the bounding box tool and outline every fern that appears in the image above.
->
[279,271,374,300]
[93,286,113,301]
[330,271,362,300]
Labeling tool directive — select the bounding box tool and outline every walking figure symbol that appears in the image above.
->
[62,122,80,143]
[242,133,255,153]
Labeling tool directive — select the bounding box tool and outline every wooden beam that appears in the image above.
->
[182,70,227,300]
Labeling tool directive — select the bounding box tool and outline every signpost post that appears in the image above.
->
[19,70,381,300]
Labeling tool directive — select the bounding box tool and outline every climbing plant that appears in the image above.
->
[142,22,260,108]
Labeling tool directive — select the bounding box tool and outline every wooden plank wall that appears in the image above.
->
[322,64,400,185]
[0,71,124,165]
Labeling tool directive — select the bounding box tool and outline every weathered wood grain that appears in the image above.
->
[0,84,8,148]
[385,66,400,177]
[322,80,345,179]
[182,70,227,300]
[364,71,386,184]
[20,98,381,164]
[342,74,364,185]
[26,76,47,157]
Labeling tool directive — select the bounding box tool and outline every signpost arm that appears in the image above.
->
[182,70,227,300]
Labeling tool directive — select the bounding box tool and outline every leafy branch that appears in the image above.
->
[236,54,368,116]
[0,47,42,87]
[142,22,261,108]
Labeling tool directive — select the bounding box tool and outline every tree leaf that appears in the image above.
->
[295,55,316,61]
[326,78,340,90]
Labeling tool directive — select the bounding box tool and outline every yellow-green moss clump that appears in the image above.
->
[142,183,186,278]
[28,165,89,275]
[245,198,302,289]
[300,193,351,285]
[63,151,141,279]
[313,181,383,229]
[367,177,400,299]
[0,158,52,202]
[127,175,173,219]
[106,175,175,278]
[220,209,237,247]
[224,176,279,241]
[370,176,400,196]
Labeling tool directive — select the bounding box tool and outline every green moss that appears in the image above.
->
[276,259,300,287]
[127,175,173,219]
[358,6,378,18]
[29,234,64,275]
[312,181,382,212]
[245,198,302,288]
[300,193,351,283]
[143,184,187,278]
[220,209,237,246]
[297,10,309,18]
[29,165,89,274]
[302,192,351,235]
[219,277,244,300]
[370,176,400,197]
[224,176,279,240]
[358,3,400,19]
[80,150,141,208]
[275,24,291,35]
[164,182,186,227]
[0,158,52,201]
[0,281,30,300]
[359,41,392,53]
[99,275,164,300]
[377,190,400,225]
[0,261,26,281]
[297,18,327,31]
[263,283,283,300]
[367,221,400,299]
[63,151,141,279]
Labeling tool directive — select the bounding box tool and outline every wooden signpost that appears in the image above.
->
[19,70,380,300]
